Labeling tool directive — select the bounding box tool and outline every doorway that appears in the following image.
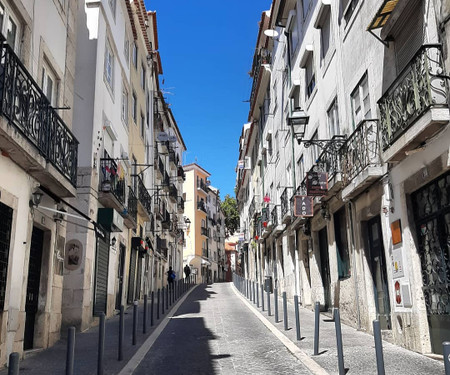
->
[24,226,44,350]
[367,216,391,330]
[318,227,331,310]
[115,243,126,310]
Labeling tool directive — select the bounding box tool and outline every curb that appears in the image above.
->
[231,283,329,375]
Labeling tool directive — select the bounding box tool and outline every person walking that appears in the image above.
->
[167,266,175,290]
[184,264,191,279]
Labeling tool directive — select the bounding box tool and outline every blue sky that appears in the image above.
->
[144,0,272,199]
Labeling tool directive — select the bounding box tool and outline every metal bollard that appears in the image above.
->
[274,287,279,323]
[8,352,19,375]
[166,285,169,309]
[256,283,260,307]
[373,320,385,375]
[261,284,265,311]
[151,291,154,326]
[444,342,450,375]
[143,294,148,334]
[97,312,105,375]
[294,295,301,341]
[118,306,124,361]
[267,288,271,316]
[253,282,256,304]
[334,309,345,375]
[162,287,165,315]
[314,302,320,355]
[283,292,288,331]
[66,326,75,375]
[157,289,160,320]
[132,301,138,345]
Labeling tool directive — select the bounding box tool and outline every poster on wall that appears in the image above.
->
[391,247,404,279]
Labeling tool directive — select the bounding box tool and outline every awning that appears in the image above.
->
[367,0,399,30]
[201,258,211,266]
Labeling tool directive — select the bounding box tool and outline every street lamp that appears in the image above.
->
[288,108,309,143]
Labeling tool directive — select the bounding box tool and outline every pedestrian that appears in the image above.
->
[167,266,175,290]
[184,264,191,279]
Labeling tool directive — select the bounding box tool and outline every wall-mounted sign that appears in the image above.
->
[391,248,404,279]
[294,195,313,217]
[390,219,402,245]
[306,171,328,196]
[238,160,244,170]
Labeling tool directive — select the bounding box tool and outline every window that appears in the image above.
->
[132,91,137,123]
[0,1,20,52]
[297,155,305,187]
[305,55,315,99]
[124,36,129,65]
[320,9,332,61]
[140,63,145,90]
[327,99,340,137]
[310,131,319,164]
[108,0,116,16]
[288,9,299,59]
[351,74,371,128]
[104,39,114,91]
[121,87,128,125]
[334,208,350,280]
[342,0,359,25]
[41,61,58,106]
[141,112,145,138]
[267,135,273,158]
[132,43,138,69]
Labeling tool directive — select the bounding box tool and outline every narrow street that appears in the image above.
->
[133,283,311,375]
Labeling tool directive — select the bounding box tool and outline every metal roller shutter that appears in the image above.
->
[94,231,110,316]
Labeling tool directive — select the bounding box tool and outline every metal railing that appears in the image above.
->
[99,158,126,205]
[169,184,178,200]
[341,120,381,186]
[177,165,186,180]
[281,188,291,219]
[201,227,208,236]
[378,44,449,151]
[271,205,279,226]
[249,49,271,110]
[0,38,78,186]
[137,175,152,216]
[197,201,207,212]
[127,187,138,223]
[177,196,184,212]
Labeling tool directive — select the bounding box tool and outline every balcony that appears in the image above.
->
[248,197,255,219]
[156,156,164,180]
[197,201,207,213]
[341,120,385,200]
[201,227,208,237]
[156,235,168,258]
[202,246,209,258]
[0,38,78,197]
[154,113,163,132]
[177,196,184,213]
[168,183,178,203]
[137,175,152,219]
[197,179,208,193]
[168,148,178,170]
[249,49,271,115]
[123,187,137,228]
[271,205,284,236]
[177,165,186,181]
[280,188,292,224]
[162,171,170,192]
[161,208,171,230]
[99,158,126,211]
[378,45,449,162]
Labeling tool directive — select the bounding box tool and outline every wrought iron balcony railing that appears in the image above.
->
[168,148,179,166]
[99,158,126,205]
[177,165,186,181]
[341,120,381,186]
[281,188,291,219]
[137,175,152,216]
[197,201,207,212]
[271,205,279,226]
[249,49,271,110]
[177,196,184,212]
[161,208,171,229]
[0,39,78,186]
[378,44,449,151]
[158,156,164,177]
[248,197,255,219]
[201,227,208,236]
[168,184,178,201]
[127,187,138,223]
[197,180,207,192]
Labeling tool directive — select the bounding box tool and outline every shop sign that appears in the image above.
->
[294,196,313,217]
[306,171,328,196]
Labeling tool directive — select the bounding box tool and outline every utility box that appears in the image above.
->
[264,276,273,293]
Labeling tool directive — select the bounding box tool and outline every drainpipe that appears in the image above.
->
[348,200,361,330]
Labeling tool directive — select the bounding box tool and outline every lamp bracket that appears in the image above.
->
[297,135,347,155]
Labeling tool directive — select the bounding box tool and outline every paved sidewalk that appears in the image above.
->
[234,280,445,375]
[0,283,193,375]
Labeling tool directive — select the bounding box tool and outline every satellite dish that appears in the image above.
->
[168,135,177,142]
[264,29,279,38]
[157,132,169,142]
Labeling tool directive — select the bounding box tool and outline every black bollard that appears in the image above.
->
[97,312,105,375]
[314,302,320,355]
[444,342,450,375]
[66,326,75,375]
[253,282,256,304]
[274,287,279,323]
[132,301,138,345]
[267,288,271,316]
[294,295,301,341]
[118,306,124,361]
[256,283,260,307]
[373,320,385,375]
[162,287,165,315]
[157,289,160,320]
[166,285,169,309]
[8,352,19,375]
[143,294,148,334]
[151,292,154,327]
[334,309,345,375]
[283,291,288,331]
[261,284,265,311]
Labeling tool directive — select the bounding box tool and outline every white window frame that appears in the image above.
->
[287,9,299,60]
[121,86,128,126]
[104,39,114,92]
[41,60,59,107]
[0,1,21,53]
[140,62,145,90]
[132,42,138,69]
[132,91,137,123]
[108,0,116,17]
[140,112,145,139]
[320,9,332,62]
[305,55,315,99]
[124,36,129,66]
[327,98,340,137]
[351,73,371,129]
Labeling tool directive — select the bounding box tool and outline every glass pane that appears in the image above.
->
[46,76,53,104]
[6,16,16,48]
[0,5,5,36]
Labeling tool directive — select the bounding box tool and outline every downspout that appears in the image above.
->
[348,200,361,330]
